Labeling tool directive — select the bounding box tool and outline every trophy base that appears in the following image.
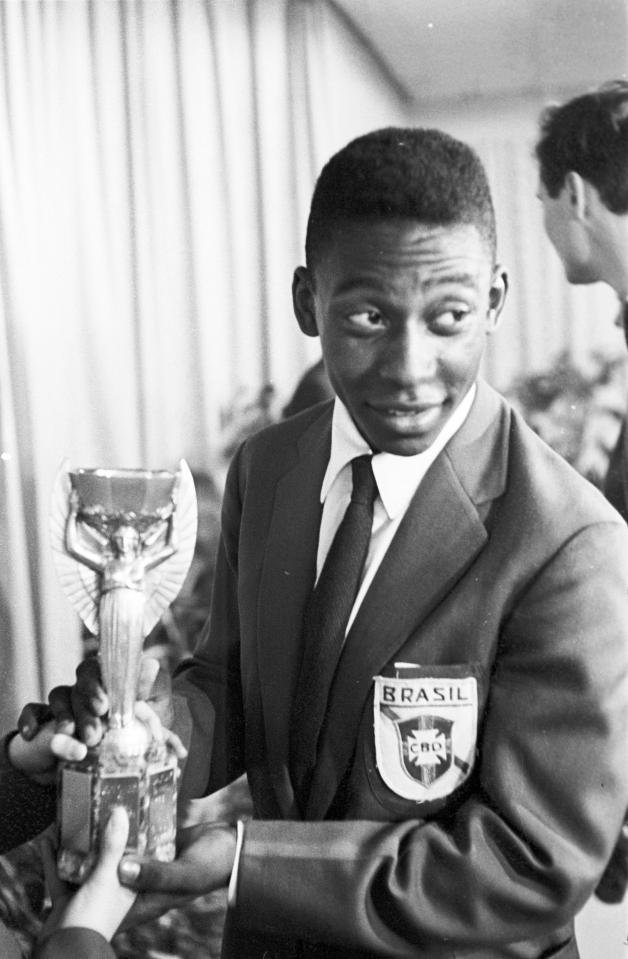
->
[57,737,179,884]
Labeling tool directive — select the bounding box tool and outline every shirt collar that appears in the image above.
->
[321,384,477,519]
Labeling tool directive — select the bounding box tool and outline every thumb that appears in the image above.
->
[40,829,69,903]
[117,856,202,894]
[94,806,130,875]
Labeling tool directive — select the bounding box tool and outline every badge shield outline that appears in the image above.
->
[372,673,478,802]
[396,714,453,787]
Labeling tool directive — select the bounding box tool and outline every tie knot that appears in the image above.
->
[350,455,377,506]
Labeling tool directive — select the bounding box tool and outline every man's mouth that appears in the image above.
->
[377,405,433,416]
[367,401,444,429]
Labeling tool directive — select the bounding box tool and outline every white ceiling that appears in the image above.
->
[333,0,627,103]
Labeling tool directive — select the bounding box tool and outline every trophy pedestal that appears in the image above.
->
[57,730,179,884]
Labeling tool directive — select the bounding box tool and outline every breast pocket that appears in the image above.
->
[366,663,484,811]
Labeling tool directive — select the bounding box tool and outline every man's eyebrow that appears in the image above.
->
[333,272,480,294]
[422,272,478,290]
[332,278,387,296]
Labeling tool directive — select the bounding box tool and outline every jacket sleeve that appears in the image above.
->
[232,521,628,954]
[34,928,116,959]
[0,734,56,854]
[173,445,246,802]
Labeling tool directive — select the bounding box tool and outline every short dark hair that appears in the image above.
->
[305,127,497,270]
[536,80,628,213]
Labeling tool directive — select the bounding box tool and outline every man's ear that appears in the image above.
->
[565,171,588,220]
[487,266,508,334]
[292,267,319,337]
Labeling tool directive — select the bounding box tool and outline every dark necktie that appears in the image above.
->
[290,454,377,807]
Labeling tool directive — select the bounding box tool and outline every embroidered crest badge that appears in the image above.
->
[373,674,478,801]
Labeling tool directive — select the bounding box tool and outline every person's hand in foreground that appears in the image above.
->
[7,712,87,784]
[111,775,250,928]
[30,655,168,745]
[20,656,109,749]
[40,806,136,942]
[120,819,237,897]
[17,655,186,776]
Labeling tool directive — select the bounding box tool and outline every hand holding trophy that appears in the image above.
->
[50,461,197,883]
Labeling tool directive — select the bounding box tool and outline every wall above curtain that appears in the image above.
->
[334,0,628,103]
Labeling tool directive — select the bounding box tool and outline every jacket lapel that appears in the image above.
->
[305,382,509,819]
[256,407,332,815]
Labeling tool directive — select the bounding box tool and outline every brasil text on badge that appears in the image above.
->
[373,673,478,801]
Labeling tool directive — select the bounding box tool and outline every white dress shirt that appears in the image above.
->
[318,384,476,633]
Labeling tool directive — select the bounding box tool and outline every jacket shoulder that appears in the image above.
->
[240,400,332,463]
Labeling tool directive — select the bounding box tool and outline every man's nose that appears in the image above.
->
[382,322,436,386]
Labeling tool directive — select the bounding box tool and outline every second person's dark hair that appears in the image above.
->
[536,80,628,213]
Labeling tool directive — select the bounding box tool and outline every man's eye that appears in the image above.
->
[346,310,384,330]
[432,309,470,331]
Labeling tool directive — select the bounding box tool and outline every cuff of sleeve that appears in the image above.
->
[0,731,20,772]
[227,819,245,907]
[35,927,115,959]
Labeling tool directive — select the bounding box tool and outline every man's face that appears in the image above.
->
[294,219,506,456]
[537,179,598,284]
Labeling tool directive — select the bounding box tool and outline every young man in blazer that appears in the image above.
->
[58,128,628,959]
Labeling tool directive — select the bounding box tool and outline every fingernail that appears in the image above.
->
[118,859,140,883]
[84,726,99,747]
[108,804,126,824]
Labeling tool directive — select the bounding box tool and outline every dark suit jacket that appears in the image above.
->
[603,420,628,522]
[593,419,628,905]
[176,381,628,959]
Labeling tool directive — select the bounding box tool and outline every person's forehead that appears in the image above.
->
[316,218,493,279]
[334,216,484,246]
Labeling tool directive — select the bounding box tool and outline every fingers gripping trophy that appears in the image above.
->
[50,461,197,883]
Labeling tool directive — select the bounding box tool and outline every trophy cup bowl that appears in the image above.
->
[51,461,197,883]
[71,467,177,514]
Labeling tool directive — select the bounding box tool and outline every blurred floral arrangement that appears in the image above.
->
[220,383,280,463]
[507,350,627,488]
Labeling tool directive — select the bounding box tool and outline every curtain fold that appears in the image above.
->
[0,0,408,725]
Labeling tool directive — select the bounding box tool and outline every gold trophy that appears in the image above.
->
[50,460,197,883]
